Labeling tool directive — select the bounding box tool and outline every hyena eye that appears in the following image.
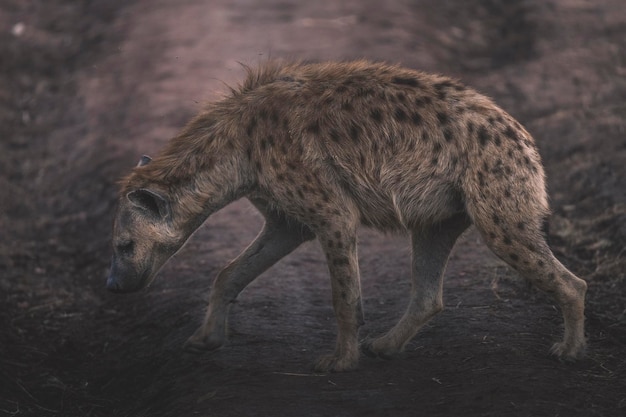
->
[117,241,135,256]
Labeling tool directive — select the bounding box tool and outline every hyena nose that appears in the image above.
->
[106,274,123,293]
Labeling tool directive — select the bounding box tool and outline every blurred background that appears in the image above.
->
[1,1,624,416]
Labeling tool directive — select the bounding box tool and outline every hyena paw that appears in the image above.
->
[183,329,225,353]
[550,339,586,361]
[313,352,359,373]
[360,338,401,360]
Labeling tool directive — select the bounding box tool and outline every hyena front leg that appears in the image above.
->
[314,224,364,373]
[185,203,314,352]
[363,214,470,358]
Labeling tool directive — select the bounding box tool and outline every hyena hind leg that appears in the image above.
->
[362,213,471,359]
[476,218,587,360]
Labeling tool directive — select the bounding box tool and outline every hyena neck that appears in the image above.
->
[127,111,254,230]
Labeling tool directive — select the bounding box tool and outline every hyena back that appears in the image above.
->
[107,61,587,372]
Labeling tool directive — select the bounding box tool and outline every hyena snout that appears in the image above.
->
[106,256,148,293]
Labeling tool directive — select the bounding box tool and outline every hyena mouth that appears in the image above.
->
[106,264,153,293]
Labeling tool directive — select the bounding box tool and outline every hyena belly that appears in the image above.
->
[326,157,466,231]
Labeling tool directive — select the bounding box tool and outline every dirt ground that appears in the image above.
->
[1,0,625,416]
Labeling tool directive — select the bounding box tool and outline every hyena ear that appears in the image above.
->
[137,155,152,167]
[127,189,171,220]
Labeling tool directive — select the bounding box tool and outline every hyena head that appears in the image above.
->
[107,157,185,293]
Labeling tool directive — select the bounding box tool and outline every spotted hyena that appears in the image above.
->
[107,61,587,372]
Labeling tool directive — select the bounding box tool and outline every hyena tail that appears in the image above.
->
[461,159,587,359]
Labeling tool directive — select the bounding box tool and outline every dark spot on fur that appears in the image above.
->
[538,260,545,267]
[394,107,408,122]
[334,231,341,239]
[432,142,442,154]
[504,126,520,142]
[357,88,375,98]
[415,96,432,107]
[350,124,361,142]
[411,112,422,126]
[297,189,305,199]
[270,110,279,124]
[436,112,449,125]
[504,189,511,198]
[431,157,439,166]
[509,253,519,262]
[478,125,490,146]
[434,81,453,99]
[342,101,354,112]
[247,118,257,137]
[330,128,341,142]
[517,222,526,230]
[370,108,383,123]
[503,236,512,245]
[492,214,501,225]
[392,76,420,87]
[307,120,321,135]
[443,128,454,142]
[435,80,453,89]
[336,85,348,94]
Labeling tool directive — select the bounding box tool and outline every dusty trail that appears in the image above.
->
[1,0,625,416]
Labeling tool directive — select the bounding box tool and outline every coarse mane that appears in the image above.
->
[231,60,294,96]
